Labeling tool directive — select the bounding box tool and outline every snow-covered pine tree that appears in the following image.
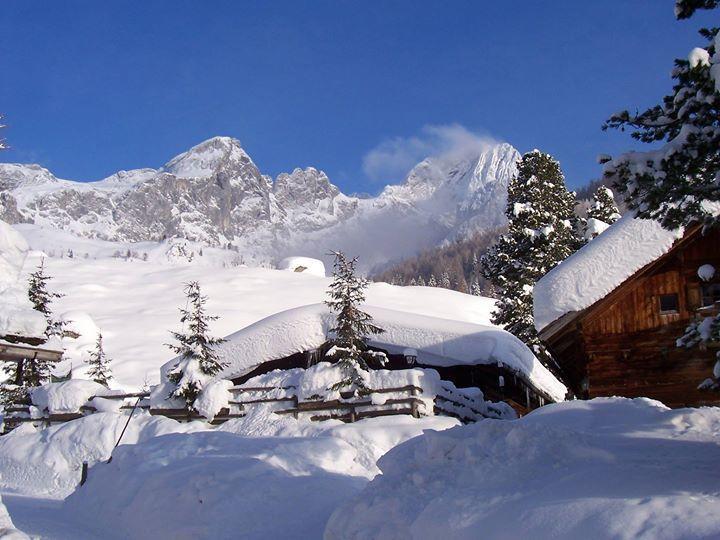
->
[417,276,426,287]
[427,274,437,287]
[324,251,385,392]
[585,186,621,239]
[86,333,113,387]
[470,279,483,296]
[166,281,227,410]
[588,186,621,224]
[602,2,719,231]
[440,271,451,289]
[481,150,583,370]
[28,259,64,339]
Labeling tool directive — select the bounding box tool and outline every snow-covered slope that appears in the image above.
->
[533,215,683,331]
[0,136,519,270]
[326,397,720,540]
[13,238,498,388]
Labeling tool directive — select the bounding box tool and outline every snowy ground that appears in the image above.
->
[2,398,720,539]
[14,229,495,388]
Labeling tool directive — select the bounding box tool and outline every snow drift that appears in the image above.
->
[326,397,720,540]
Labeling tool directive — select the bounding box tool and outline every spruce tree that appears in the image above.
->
[417,276,426,287]
[427,274,438,287]
[166,281,226,410]
[602,2,719,230]
[324,251,385,392]
[587,186,621,224]
[481,150,583,370]
[440,271,451,289]
[86,333,113,387]
[28,259,65,339]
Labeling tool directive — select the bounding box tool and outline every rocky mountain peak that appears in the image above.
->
[161,136,255,180]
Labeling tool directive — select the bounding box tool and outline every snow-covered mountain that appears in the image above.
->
[0,136,519,269]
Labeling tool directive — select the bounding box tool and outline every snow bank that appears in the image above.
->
[0,412,201,498]
[30,380,108,414]
[193,379,232,420]
[0,495,28,540]
[326,397,720,540]
[534,214,683,331]
[62,409,458,539]
[277,256,326,277]
[198,303,565,402]
[0,220,46,339]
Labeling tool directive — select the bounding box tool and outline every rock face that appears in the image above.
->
[0,136,520,269]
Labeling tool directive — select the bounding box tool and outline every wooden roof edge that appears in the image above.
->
[537,224,704,340]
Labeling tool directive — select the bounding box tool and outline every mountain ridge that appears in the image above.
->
[0,136,520,270]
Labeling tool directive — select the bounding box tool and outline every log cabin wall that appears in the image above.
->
[573,228,720,407]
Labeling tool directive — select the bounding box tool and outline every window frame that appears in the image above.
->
[658,293,679,315]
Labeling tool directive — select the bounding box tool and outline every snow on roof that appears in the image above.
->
[277,256,326,277]
[0,220,46,339]
[162,303,566,402]
[534,214,684,332]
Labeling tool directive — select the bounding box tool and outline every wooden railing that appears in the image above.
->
[2,381,496,433]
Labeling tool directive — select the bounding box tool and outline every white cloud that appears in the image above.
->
[362,124,502,183]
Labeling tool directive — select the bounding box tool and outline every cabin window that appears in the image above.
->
[701,283,720,308]
[658,293,679,314]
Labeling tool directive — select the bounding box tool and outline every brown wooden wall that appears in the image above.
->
[546,228,720,408]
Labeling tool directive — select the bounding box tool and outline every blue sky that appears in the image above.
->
[0,1,715,192]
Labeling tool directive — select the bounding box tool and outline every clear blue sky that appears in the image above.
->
[0,1,716,192]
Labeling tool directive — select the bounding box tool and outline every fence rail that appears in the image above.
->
[2,381,492,434]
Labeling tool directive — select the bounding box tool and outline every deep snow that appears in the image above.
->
[326,398,720,540]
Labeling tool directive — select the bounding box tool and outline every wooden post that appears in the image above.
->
[293,395,299,419]
[349,406,356,423]
[411,400,419,418]
[80,461,88,486]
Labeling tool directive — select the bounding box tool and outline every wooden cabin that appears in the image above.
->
[538,223,720,408]
[230,341,557,416]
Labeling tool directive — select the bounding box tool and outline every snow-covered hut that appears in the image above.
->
[534,214,720,407]
[159,303,567,415]
[0,220,62,378]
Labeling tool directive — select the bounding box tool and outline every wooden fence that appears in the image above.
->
[2,382,494,434]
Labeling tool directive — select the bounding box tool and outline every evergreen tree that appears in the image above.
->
[166,281,226,410]
[86,333,113,387]
[602,3,719,230]
[470,279,483,296]
[409,277,417,286]
[587,186,621,224]
[417,276,426,287]
[324,251,385,392]
[28,259,64,339]
[427,274,438,287]
[440,271,451,289]
[481,150,583,369]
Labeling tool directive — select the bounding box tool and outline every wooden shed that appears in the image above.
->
[537,222,720,408]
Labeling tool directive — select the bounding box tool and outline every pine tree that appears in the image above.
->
[440,271,451,289]
[602,3,719,231]
[86,333,113,387]
[470,279,483,296]
[417,276,426,287]
[481,150,583,370]
[324,251,385,392]
[166,281,227,410]
[427,274,438,287]
[587,186,621,224]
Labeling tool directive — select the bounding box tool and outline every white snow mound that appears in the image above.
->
[326,397,720,540]
[277,256,326,277]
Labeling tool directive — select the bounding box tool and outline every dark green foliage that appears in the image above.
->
[587,186,621,226]
[675,0,718,19]
[87,333,113,387]
[325,252,385,392]
[374,228,503,295]
[166,281,226,409]
[481,150,583,370]
[602,6,719,231]
[28,259,64,339]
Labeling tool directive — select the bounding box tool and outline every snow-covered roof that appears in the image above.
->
[0,220,46,339]
[534,214,684,332]
[162,303,567,402]
[277,256,326,277]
